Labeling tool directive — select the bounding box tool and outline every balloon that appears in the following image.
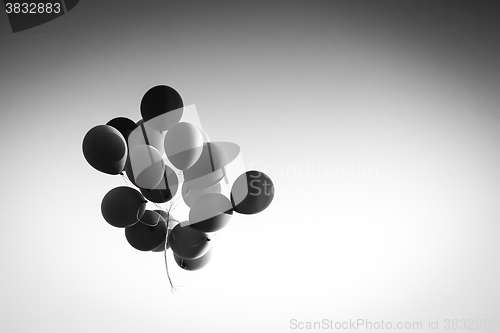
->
[164,122,204,170]
[138,210,160,226]
[82,125,127,175]
[125,214,167,251]
[151,238,169,252]
[106,117,137,143]
[129,120,167,156]
[231,171,274,214]
[174,247,213,271]
[126,144,165,189]
[188,193,233,232]
[101,186,147,227]
[183,142,228,189]
[140,85,183,132]
[127,124,146,151]
[140,165,178,203]
[182,182,221,208]
[168,223,211,260]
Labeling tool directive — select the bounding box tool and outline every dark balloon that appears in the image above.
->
[230,170,274,214]
[138,210,161,226]
[125,216,167,251]
[82,125,127,175]
[168,224,210,260]
[140,85,183,132]
[101,186,147,227]
[106,117,137,143]
[140,165,179,203]
[188,193,233,232]
[174,247,213,271]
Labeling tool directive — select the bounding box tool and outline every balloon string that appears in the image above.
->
[164,226,176,293]
[135,205,152,226]
[157,204,177,293]
[156,209,174,226]
[169,193,182,213]
[123,165,176,293]
[154,203,163,211]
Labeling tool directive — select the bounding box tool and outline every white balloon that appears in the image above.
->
[164,122,204,170]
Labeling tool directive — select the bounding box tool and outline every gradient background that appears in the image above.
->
[1,1,500,332]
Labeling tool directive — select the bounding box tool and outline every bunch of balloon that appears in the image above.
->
[82,85,275,290]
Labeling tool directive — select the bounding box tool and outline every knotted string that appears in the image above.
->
[157,207,178,293]
[123,170,177,291]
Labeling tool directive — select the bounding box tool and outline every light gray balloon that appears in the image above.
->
[137,120,167,156]
[128,144,165,189]
[187,193,233,232]
[183,142,228,190]
[164,122,204,170]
